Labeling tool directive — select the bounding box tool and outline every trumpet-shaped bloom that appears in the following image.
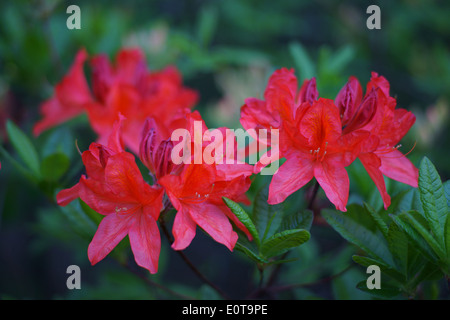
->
[240,68,318,173]
[142,111,253,250]
[159,163,251,251]
[335,73,418,209]
[33,49,93,136]
[34,48,198,154]
[57,116,164,273]
[240,68,318,138]
[268,98,368,211]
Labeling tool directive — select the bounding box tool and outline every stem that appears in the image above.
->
[307,181,320,210]
[267,182,320,288]
[269,264,354,293]
[159,210,230,300]
[446,275,450,292]
[120,260,195,300]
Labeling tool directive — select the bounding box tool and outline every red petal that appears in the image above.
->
[299,98,342,149]
[171,207,197,250]
[56,183,81,206]
[380,109,415,146]
[298,77,318,105]
[268,153,314,204]
[88,212,134,265]
[116,48,147,86]
[78,176,128,215]
[359,152,391,209]
[335,76,363,126]
[240,98,280,132]
[367,72,390,99]
[264,68,298,120]
[129,213,161,274]
[34,49,92,136]
[379,150,419,187]
[103,153,147,200]
[314,156,349,212]
[188,203,238,251]
[90,53,114,102]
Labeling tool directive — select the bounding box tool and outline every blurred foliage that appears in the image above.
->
[0,0,450,299]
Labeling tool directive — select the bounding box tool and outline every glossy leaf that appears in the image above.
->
[352,255,405,283]
[364,202,389,239]
[356,280,401,299]
[234,242,267,264]
[386,222,408,275]
[6,120,40,177]
[252,186,283,242]
[390,213,438,262]
[322,208,394,266]
[418,157,449,249]
[404,210,446,259]
[281,209,313,232]
[40,153,70,181]
[260,229,310,258]
[223,197,260,247]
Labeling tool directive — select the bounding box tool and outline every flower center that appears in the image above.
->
[309,141,328,162]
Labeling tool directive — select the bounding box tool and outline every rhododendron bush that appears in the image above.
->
[1,1,450,301]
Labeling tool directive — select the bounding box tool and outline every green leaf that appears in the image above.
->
[41,126,75,160]
[6,120,40,177]
[418,157,449,248]
[364,202,389,239]
[446,213,450,260]
[264,257,300,266]
[404,211,446,259]
[58,198,98,240]
[260,229,310,258]
[390,213,438,262]
[443,180,450,207]
[80,199,103,225]
[407,262,444,291]
[252,186,283,242]
[387,222,409,275]
[352,255,405,283]
[223,197,260,247]
[322,208,394,266]
[40,153,70,181]
[281,209,313,232]
[196,6,217,48]
[289,42,315,80]
[356,280,402,299]
[324,45,355,74]
[0,144,37,184]
[234,242,267,264]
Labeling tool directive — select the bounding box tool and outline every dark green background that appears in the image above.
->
[0,0,449,299]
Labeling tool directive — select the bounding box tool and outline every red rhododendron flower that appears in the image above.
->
[33,49,93,137]
[240,68,318,173]
[159,163,251,251]
[240,68,317,139]
[243,68,418,211]
[336,72,418,209]
[34,48,198,154]
[241,68,371,211]
[141,111,253,250]
[269,97,368,211]
[57,116,164,273]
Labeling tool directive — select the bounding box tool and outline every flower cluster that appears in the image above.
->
[34,48,198,153]
[57,111,253,273]
[241,68,418,211]
[46,49,418,274]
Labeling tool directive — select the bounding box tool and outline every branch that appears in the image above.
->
[159,209,230,300]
